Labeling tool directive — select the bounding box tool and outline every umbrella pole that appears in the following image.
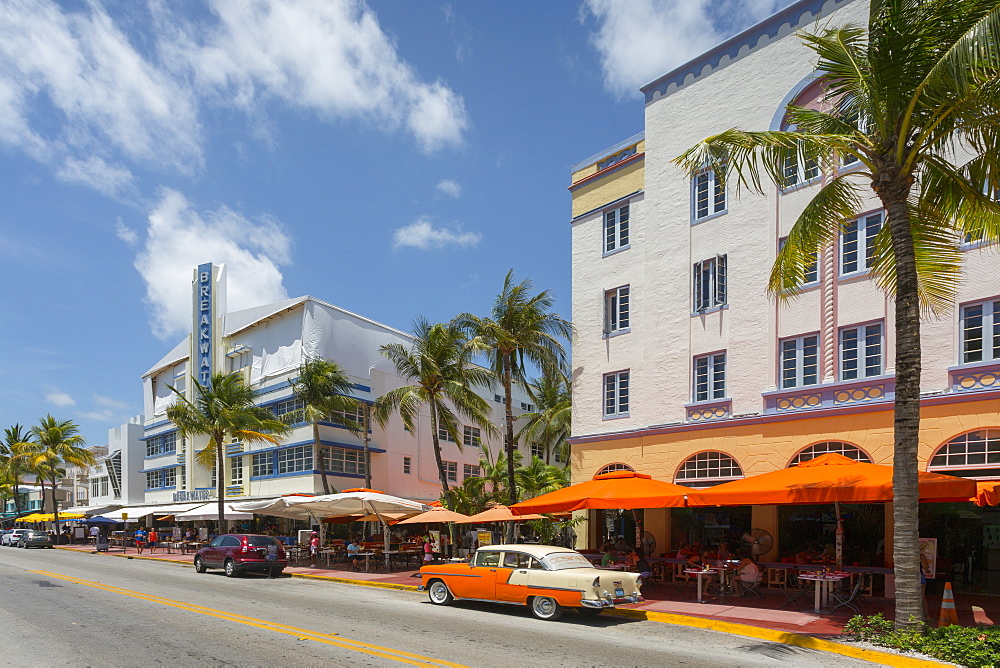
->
[835,501,843,570]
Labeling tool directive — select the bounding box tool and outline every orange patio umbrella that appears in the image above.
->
[509,470,694,514]
[396,508,474,524]
[974,481,1000,506]
[467,505,545,522]
[685,453,977,507]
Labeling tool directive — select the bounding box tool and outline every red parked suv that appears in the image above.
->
[194,534,287,577]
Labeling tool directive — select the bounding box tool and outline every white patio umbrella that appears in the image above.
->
[230,492,431,553]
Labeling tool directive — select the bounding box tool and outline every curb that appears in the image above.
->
[605,608,948,668]
[53,546,944,665]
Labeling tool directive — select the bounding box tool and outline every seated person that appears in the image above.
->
[614,535,628,553]
[600,543,617,567]
[716,542,731,561]
[819,543,837,563]
[629,547,652,579]
[347,539,362,570]
[686,550,713,570]
[734,554,761,595]
[794,547,815,565]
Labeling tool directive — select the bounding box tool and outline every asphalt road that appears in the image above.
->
[0,546,881,667]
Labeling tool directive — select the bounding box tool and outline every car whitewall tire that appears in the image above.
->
[427,580,454,605]
[530,596,564,621]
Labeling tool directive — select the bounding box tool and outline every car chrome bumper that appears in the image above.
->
[417,584,426,591]
[580,593,643,608]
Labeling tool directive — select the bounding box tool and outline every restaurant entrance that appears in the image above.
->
[669,506,750,556]
[777,503,884,566]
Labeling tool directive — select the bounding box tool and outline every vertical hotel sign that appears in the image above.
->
[196,263,214,384]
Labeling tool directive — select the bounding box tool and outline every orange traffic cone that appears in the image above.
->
[938,581,958,627]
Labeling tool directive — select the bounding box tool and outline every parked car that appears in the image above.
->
[194,534,287,577]
[418,544,643,621]
[2,529,29,546]
[18,530,55,549]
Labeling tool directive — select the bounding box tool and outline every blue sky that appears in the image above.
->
[0,0,791,447]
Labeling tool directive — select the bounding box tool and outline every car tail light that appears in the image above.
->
[239,538,251,553]
[592,576,601,587]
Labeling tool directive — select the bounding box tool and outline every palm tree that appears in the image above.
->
[0,425,32,517]
[515,456,567,501]
[374,318,497,501]
[16,416,94,532]
[167,372,291,527]
[291,357,365,494]
[675,0,1000,626]
[517,367,571,465]
[455,270,572,514]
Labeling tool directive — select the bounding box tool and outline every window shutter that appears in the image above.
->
[716,254,727,305]
[693,261,703,311]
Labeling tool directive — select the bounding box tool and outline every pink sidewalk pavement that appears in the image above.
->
[53,542,997,637]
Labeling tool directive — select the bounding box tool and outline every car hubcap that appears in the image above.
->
[535,598,555,617]
[430,583,447,602]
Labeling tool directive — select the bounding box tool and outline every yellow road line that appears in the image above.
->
[31,569,463,668]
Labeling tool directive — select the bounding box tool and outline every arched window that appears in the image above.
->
[929,430,1000,477]
[675,451,743,486]
[596,463,634,476]
[788,441,873,467]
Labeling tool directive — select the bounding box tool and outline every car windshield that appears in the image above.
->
[540,551,595,571]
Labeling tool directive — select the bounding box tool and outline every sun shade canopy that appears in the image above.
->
[395,508,474,524]
[686,453,977,506]
[467,505,545,522]
[230,491,430,521]
[975,481,1000,506]
[510,470,694,514]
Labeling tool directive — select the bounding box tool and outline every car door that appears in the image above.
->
[461,550,501,599]
[203,536,227,566]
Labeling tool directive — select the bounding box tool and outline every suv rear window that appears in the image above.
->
[247,536,278,547]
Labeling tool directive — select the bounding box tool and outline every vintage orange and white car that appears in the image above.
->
[418,544,643,621]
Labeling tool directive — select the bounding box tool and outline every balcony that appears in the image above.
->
[948,360,1000,393]
[685,398,732,422]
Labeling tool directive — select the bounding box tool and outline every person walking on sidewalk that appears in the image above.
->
[309,531,320,568]
[134,527,147,554]
[147,528,159,554]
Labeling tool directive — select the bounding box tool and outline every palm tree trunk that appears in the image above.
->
[429,402,451,503]
[12,470,21,516]
[363,404,372,490]
[315,422,331,495]
[884,190,923,628]
[502,354,517,543]
[216,434,226,531]
[51,475,60,535]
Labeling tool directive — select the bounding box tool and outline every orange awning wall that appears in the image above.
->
[686,453,977,507]
[975,481,1000,506]
[511,470,693,514]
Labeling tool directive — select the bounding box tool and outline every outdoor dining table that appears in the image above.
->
[355,552,376,572]
[684,569,718,604]
[797,571,849,613]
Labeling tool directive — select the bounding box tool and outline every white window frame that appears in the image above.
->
[693,352,726,402]
[960,299,1000,364]
[782,149,820,189]
[691,168,726,222]
[693,255,727,312]
[675,451,743,483]
[443,460,458,482]
[324,447,366,476]
[603,370,630,418]
[603,203,630,254]
[840,211,882,275]
[840,322,883,380]
[230,456,243,486]
[251,452,272,478]
[437,424,455,442]
[530,443,544,459]
[779,334,820,389]
[604,285,630,335]
[463,463,480,480]
[403,456,411,475]
[463,425,482,448]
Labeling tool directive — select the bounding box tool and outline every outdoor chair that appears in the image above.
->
[779,572,812,610]
[830,573,869,615]
[738,570,765,599]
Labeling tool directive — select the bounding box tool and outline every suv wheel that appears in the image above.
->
[194,556,207,573]
[224,558,240,578]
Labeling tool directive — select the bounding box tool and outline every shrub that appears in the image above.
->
[843,614,1000,667]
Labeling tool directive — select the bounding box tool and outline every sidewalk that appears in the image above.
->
[53,543,997,638]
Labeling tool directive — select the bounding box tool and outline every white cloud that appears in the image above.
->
[436,179,461,198]
[45,390,76,407]
[94,395,129,410]
[392,218,480,250]
[56,156,135,198]
[0,0,202,170]
[175,0,468,153]
[114,219,138,246]
[131,189,292,340]
[583,0,791,98]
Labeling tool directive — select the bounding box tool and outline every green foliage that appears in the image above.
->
[843,614,1000,667]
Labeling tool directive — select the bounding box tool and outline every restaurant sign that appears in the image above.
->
[173,489,214,502]
[194,263,214,384]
